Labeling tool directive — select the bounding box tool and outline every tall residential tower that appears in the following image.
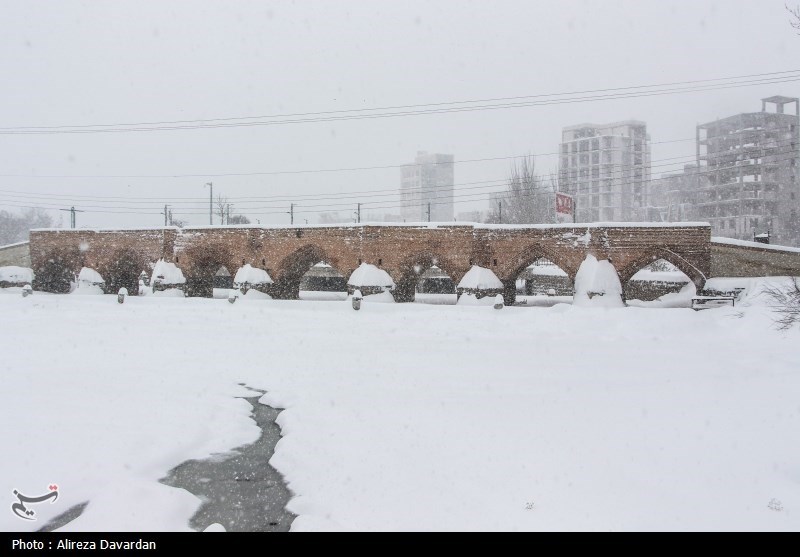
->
[558,120,652,222]
[400,152,454,222]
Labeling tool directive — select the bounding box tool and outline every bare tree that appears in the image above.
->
[485,156,556,224]
[788,3,800,33]
[763,278,800,329]
[215,195,229,225]
[0,208,53,245]
[227,214,251,225]
[318,211,345,224]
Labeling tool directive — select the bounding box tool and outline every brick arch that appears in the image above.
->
[98,248,149,295]
[503,243,578,283]
[388,251,463,303]
[617,248,707,291]
[499,244,579,305]
[180,241,239,297]
[271,244,347,299]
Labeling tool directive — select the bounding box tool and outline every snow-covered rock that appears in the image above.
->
[572,255,624,307]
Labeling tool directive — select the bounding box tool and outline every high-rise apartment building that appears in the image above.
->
[693,96,800,245]
[400,152,454,222]
[558,120,652,222]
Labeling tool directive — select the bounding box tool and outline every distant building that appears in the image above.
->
[400,152,454,222]
[694,96,800,245]
[650,164,708,223]
[558,120,652,222]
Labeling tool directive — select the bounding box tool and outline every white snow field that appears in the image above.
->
[0,282,798,532]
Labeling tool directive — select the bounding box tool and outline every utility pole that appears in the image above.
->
[162,204,169,226]
[426,202,431,222]
[357,203,361,224]
[60,206,84,229]
[226,204,231,225]
[289,203,294,225]
[499,201,502,224]
[204,182,213,225]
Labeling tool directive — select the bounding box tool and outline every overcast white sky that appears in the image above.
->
[0,0,797,228]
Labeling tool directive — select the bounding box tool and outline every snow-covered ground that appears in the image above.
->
[1,281,798,532]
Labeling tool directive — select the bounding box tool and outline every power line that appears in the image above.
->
[2,131,796,207]
[1,138,796,213]
[4,149,797,219]
[4,69,797,131]
[1,72,798,135]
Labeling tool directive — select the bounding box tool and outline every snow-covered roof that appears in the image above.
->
[151,259,186,284]
[457,265,503,290]
[347,263,395,288]
[234,264,273,285]
[78,267,105,284]
[0,266,33,283]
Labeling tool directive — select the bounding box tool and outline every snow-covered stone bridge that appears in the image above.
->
[29,222,714,303]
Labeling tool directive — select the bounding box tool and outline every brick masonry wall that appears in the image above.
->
[710,242,800,277]
[28,224,713,301]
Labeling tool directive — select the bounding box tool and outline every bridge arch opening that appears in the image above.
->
[393,253,458,303]
[505,245,576,306]
[102,249,148,296]
[299,262,348,301]
[32,247,81,293]
[181,243,236,298]
[515,257,574,307]
[415,264,457,305]
[617,249,706,307]
[212,266,234,298]
[622,258,695,307]
[273,245,346,300]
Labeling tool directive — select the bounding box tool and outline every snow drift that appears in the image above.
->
[572,255,624,307]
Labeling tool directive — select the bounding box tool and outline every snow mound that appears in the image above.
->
[573,255,624,307]
[234,264,273,285]
[347,263,395,289]
[241,289,272,300]
[78,267,105,285]
[72,267,105,295]
[151,259,186,285]
[0,266,33,284]
[362,290,395,303]
[152,288,185,298]
[457,265,503,290]
[456,293,497,306]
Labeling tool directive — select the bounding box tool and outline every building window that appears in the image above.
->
[591,139,599,151]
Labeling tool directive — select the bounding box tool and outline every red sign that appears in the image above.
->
[555,192,573,215]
